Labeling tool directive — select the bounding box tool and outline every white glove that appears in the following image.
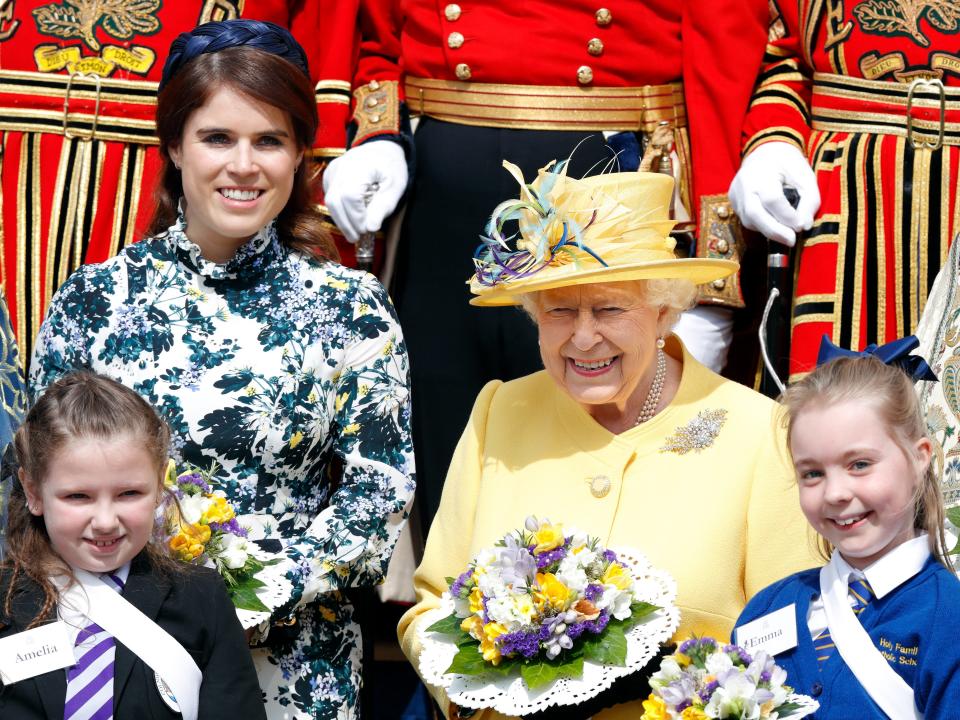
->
[322,140,408,243]
[728,141,820,247]
[673,306,734,373]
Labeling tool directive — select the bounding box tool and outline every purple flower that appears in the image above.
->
[760,670,771,683]
[535,546,567,569]
[450,570,473,597]
[567,622,586,640]
[699,679,720,704]
[583,610,610,635]
[602,549,617,563]
[676,700,691,712]
[498,630,540,659]
[177,472,212,494]
[495,536,537,587]
[210,518,247,537]
[584,583,603,602]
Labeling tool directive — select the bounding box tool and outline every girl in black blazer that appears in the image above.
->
[0,373,265,719]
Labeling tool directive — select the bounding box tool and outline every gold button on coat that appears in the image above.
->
[448,31,464,48]
[712,278,727,290]
[587,38,604,56]
[589,475,611,498]
[716,204,731,220]
[716,238,730,254]
[455,63,472,80]
[596,8,612,26]
[577,65,594,84]
[445,3,462,21]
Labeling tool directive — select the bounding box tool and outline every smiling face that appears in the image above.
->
[534,282,663,415]
[791,399,930,570]
[23,436,161,573]
[168,86,303,262]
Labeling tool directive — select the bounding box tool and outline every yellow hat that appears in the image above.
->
[469,160,737,307]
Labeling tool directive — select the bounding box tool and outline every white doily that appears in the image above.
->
[778,694,819,719]
[418,548,680,716]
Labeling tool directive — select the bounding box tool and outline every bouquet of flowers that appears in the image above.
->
[641,638,818,720]
[418,516,679,715]
[162,460,273,612]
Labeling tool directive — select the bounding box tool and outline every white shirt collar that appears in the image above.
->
[832,534,930,600]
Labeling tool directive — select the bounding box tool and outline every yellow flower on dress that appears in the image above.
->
[479,622,507,664]
[343,423,360,435]
[532,522,564,554]
[640,694,668,720]
[318,606,337,622]
[329,279,349,290]
[200,495,235,524]
[534,572,571,611]
[681,708,708,720]
[289,431,304,449]
[169,523,211,561]
[469,586,485,614]
[601,562,632,591]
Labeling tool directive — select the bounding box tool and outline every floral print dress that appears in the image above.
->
[29,216,415,719]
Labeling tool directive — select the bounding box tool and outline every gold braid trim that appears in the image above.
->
[352,80,400,144]
[695,194,745,308]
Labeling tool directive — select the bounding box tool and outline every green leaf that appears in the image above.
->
[582,622,627,665]
[445,644,488,676]
[946,507,960,527]
[427,614,464,635]
[229,582,270,612]
[520,655,585,689]
[775,701,805,718]
[626,601,660,626]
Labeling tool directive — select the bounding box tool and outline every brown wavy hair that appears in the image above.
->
[5,372,178,628]
[149,45,338,261]
[782,355,948,569]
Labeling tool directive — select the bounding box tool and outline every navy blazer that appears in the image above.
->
[0,553,266,719]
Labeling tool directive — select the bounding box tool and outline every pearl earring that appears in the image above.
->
[656,337,665,349]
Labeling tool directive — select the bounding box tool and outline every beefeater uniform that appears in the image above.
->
[743,0,960,381]
[0,0,364,366]
[349,0,770,535]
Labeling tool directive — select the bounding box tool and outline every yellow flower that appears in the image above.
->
[245,385,256,396]
[759,700,775,718]
[358,303,370,315]
[329,279,349,290]
[460,615,483,638]
[469,586,484,614]
[289,431,304,449]
[359,384,370,396]
[187,287,205,300]
[601,562,632,591]
[200,496,235,525]
[164,459,177,488]
[382,340,394,356]
[532,522,564,554]
[534,572,571,612]
[335,392,349,411]
[681,708,708,720]
[674,651,691,667]
[318,606,337,622]
[169,523,211,561]
[640,694,668,720]
[307,391,317,403]
[343,423,360,435]
[479,622,507,665]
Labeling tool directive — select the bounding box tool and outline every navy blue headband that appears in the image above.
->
[816,334,938,383]
[159,19,310,92]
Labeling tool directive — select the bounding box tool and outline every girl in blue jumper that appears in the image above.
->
[734,339,960,719]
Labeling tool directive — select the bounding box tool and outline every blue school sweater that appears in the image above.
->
[734,557,960,719]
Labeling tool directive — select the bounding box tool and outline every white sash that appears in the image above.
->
[819,562,922,719]
[57,570,201,720]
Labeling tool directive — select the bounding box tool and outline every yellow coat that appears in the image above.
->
[398,341,819,719]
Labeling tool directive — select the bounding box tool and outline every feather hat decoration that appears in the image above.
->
[469,160,737,306]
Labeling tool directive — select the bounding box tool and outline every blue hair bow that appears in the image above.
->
[816,334,938,382]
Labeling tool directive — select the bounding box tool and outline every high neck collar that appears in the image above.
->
[166,207,280,280]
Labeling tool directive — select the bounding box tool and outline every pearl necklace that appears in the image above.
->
[636,348,666,425]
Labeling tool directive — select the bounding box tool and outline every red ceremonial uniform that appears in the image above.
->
[743,0,960,380]
[0,0,365,365]
[344,0,770,557]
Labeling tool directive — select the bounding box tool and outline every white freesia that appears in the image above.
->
[486,594,536,629]
[649,656,683,689]
[597,586,633,620]
[556,555,589,592]
[704,671,761,720]
[705,651,735,676]
[219,532,250,570]
[178,494,208,525]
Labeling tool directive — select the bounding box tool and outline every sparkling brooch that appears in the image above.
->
[659,409,728,455]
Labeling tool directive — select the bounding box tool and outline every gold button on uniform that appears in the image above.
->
[596,8,612,26]
[365,97,378,108]
[577,65,593,84]
[587,38,604,56]
[445,3,462,21]
[589,475,611,498]
[716,238,730,254]
[368,79,380,90]
[369,115,381,124]
[712,278,726,290]
[716,204,731,220]
[448,31,464,48]
[455,63,472,80]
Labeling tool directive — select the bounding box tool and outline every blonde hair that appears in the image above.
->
[7,372,178,628]
[519,278,697,335]
[782,355,948,568]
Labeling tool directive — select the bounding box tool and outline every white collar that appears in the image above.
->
[832,534,930,600]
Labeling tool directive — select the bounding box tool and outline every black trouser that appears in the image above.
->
[392,120,615,537]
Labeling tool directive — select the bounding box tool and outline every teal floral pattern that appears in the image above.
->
[29,216,415,719]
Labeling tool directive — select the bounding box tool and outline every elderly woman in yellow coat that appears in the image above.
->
[398,161,818,719]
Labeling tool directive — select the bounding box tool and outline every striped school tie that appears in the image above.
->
[815,576,873,668]
[64,572,125,720]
